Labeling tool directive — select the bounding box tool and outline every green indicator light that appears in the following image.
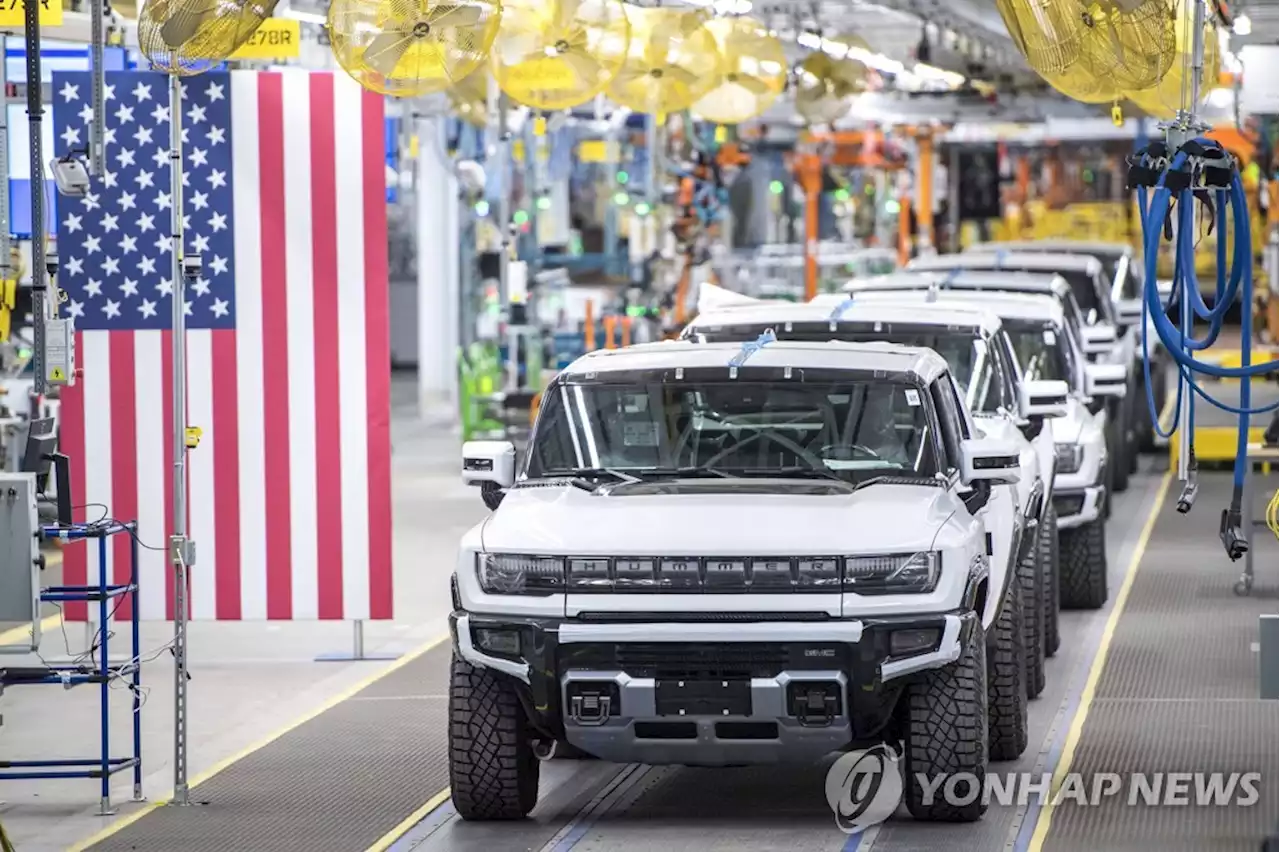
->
[474,200,490,216]
[513,210,529,225]
[536,196,552,210]
[884,199,901,214]
[635,202,651,216]
[769,180,784,195]
[613,191,630,205]
[834,188,850,202]
[617,170,629,184]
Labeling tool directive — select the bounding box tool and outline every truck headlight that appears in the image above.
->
[844,552,939,595]
[1055,443,1084,475]
[476,554,565,595]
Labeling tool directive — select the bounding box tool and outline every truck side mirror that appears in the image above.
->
[1020,379,1069,421]
[960,437,1022,486]
[1085,363,1128,398]
[463,440,516,509]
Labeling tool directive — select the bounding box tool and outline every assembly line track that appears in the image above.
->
[76,638,454,852]
[1031,471,1279,852]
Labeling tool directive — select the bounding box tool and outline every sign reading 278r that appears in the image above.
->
[0,0,63,27]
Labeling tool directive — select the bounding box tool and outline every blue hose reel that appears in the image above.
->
[1129,136,1279,560]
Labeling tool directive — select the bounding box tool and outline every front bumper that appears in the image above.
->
[451,609,977,766]
[1053,485,1105,529]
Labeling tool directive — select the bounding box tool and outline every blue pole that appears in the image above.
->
[130,524,142,800]
[97,534,111,814]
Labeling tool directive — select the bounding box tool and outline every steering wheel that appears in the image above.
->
[701,427,828,471]
[819,443,883,462]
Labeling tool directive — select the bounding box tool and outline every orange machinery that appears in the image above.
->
[792,127,932,298]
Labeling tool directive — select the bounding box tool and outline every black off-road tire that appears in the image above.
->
[988,581,1029,761]
[449,656,541,820]
[1109,404,1131,494]
[1017,527,1046,699]
[1040,505,1061,657]
[904,621,989,822]
[1059,516,1108,610]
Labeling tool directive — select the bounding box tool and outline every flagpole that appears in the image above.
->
[168,71,192,808]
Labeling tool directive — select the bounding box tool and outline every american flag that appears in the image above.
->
[52,70,393,622]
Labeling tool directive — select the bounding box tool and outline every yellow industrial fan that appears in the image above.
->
[448,67,490,127]
[1125,0,1220,118]
[1042,59,1121,102]
[492,0,631,111]
[998,0,1178,93]
[1074,0,1177,92]
[691,17,787,125]
[137,0,277,74]
[995,0,1085,77]
[793,51,868,126]
[607,5,721,115]
[328,0,503,97]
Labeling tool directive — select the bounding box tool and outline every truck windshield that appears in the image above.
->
[1004,321,1075,389]
[526,377,940,483]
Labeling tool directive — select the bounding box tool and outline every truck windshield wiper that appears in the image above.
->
[849,474,936,492]
[732,466,851,484]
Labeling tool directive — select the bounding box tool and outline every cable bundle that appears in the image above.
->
[1129,136,1279,559]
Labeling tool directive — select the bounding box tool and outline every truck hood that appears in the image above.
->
[481,481,959,556]
[1050,397,1088,445]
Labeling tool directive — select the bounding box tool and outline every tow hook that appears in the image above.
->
[790,682,842,728]
[567,686,614,726]
[533,739,558,761]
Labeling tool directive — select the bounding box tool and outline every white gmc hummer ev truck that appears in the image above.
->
[842,284,1116,612]
[450,339,1022,824]
[684,293,1069,715]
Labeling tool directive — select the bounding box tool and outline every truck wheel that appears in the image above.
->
[1109,407,1131,494]
[988,581,1029,761]
[449,655,540,820]
[1041,505,1061,657]
[1059,517,1108,610]
[1017,529,1045,699]
[904,621,989,822]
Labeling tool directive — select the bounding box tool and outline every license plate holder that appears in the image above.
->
[655,679,752,716]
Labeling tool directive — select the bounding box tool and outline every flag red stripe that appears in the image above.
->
[258,73,293,619]
[162,329,175,620]
[212,330,242,619]
[310,74,344,620]
[108,332,138,621]
[362,88,393,620]
[62,332,88,621]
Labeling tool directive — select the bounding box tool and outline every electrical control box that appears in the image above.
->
[0,472,41,652]
[44,317,76,386]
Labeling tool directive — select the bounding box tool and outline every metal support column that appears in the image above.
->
[89,0,106,175]
[25,0,46,396]
[0,33,11,280]
[167,73,192,807]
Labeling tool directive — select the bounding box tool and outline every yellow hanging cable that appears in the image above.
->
[1266,489,1279,538]
[0,814,17,852]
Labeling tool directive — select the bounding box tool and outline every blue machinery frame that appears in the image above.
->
[0,522,143,815]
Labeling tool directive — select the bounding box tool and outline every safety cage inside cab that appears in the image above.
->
[683,320,1023,418]
[521,365,977,485]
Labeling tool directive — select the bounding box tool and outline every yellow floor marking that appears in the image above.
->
[1026,471,1172,850]
[66,631,451,852]
[364,787,453,852]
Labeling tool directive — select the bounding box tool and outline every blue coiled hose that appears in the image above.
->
[1135,138,1279,556]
